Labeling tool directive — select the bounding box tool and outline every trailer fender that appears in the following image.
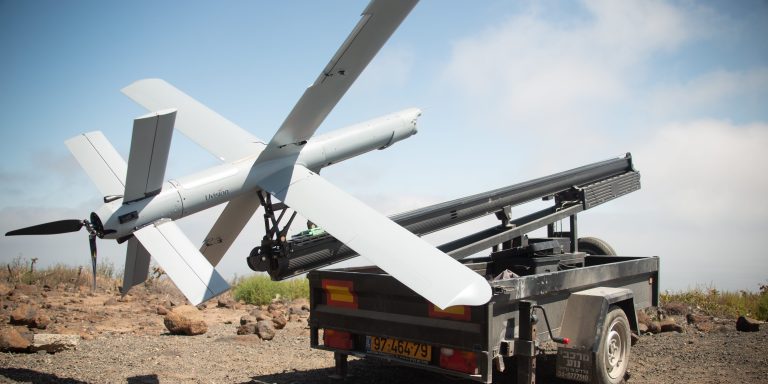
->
[558,287,637,352]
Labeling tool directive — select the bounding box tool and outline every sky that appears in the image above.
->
[1,0,766,292]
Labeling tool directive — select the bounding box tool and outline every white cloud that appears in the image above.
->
[647,68,768,118]
[442,0,697,136]
[635,119,768,224]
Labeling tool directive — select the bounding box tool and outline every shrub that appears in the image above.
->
[661,283,768,320]
[232,274,309,305]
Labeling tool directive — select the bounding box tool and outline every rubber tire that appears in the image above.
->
[594,306,631,384]
[578,237,616,255]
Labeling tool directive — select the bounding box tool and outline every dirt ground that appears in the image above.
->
[0,282,766,384]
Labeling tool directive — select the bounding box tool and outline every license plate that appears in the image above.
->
[366,336,432,363]
[556,347,593,383]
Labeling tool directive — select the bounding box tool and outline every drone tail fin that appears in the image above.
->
[65,132,127,198]
[134,220,230,305]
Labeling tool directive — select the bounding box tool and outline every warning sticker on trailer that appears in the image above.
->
[556,347,593,383]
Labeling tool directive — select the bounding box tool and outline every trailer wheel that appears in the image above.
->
[578,237,616,255]
[594,306,631,384]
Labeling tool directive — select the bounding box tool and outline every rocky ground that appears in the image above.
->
[0,281,766,384]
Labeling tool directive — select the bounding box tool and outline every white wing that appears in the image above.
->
[65,131,127,197]
[122,79,265,162]
[259,165,491,309]
[134,220,230,305]
[257,0,418,162]
[200,192,261,266]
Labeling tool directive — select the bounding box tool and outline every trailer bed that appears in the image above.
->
[308,255,659,383]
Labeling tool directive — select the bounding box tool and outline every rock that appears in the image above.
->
[30,334,79,353]
[0,328,30,352]
[659,318,683,333]
[236,323,257,335]
[686,313,709,324]
[156,306,169,316]
[288,306,309,318]
[240,315,256,325]
[250,309,270,321]
[272,314,287,330]
[217,298,237,309]
[638,322,649,333]
[267,303,284,312]
[32,313,51,329]
[256,320,275,340]
[10,304,34,325]
[736,316,760,332]
[636,310,652,327]
[164,305,208,336]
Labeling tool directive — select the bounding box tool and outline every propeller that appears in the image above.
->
[6,218,100,291]
[5,219,85,236]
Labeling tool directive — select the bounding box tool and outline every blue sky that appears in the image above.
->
[1,0,766,292]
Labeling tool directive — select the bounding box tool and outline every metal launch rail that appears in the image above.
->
[297,153,659,384]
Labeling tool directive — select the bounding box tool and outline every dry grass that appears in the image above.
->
[661,284,768,320]
[1,256,119,290]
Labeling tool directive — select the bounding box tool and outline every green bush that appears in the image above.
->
[661,284,768,320]
[757,290,768,321]
[232,274,309,305]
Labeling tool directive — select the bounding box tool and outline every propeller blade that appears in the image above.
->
[89,235,97,291]
[5,220,84,236]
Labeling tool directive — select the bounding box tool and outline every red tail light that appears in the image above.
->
[439,347,479,375]
[323,329,353,350]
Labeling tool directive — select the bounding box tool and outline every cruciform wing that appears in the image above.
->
[258,165,492,309]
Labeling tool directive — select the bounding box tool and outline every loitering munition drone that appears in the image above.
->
[5,0,491,309]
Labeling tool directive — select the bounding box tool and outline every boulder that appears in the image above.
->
[0,328,30,352]
[272,314,287,330]
[659,318,683,333]
[686,313,709,324]
[10,304,49,329]
[250,309,270,321]
[164,305,208,336]
[240,315,257,326]
[217,298,237,309]
[636,310,652,327]
[32,313,51,330]
[288,306,309,318]
[256,320,275,340]
[237,323,257,335]
[30,334,79,353]
[736,316,760,332]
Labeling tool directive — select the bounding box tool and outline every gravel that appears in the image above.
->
[1,285,767,383]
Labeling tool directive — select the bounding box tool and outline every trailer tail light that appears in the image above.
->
[439,347,479,375]
[323,329,353,350]
[428,304,471,321]
[322,279,358,309]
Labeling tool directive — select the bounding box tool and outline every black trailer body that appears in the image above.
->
[308,256,658,383]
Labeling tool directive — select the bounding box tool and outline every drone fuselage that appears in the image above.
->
[94,108,421,240]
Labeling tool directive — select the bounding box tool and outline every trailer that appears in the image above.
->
[290,154,659,384]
